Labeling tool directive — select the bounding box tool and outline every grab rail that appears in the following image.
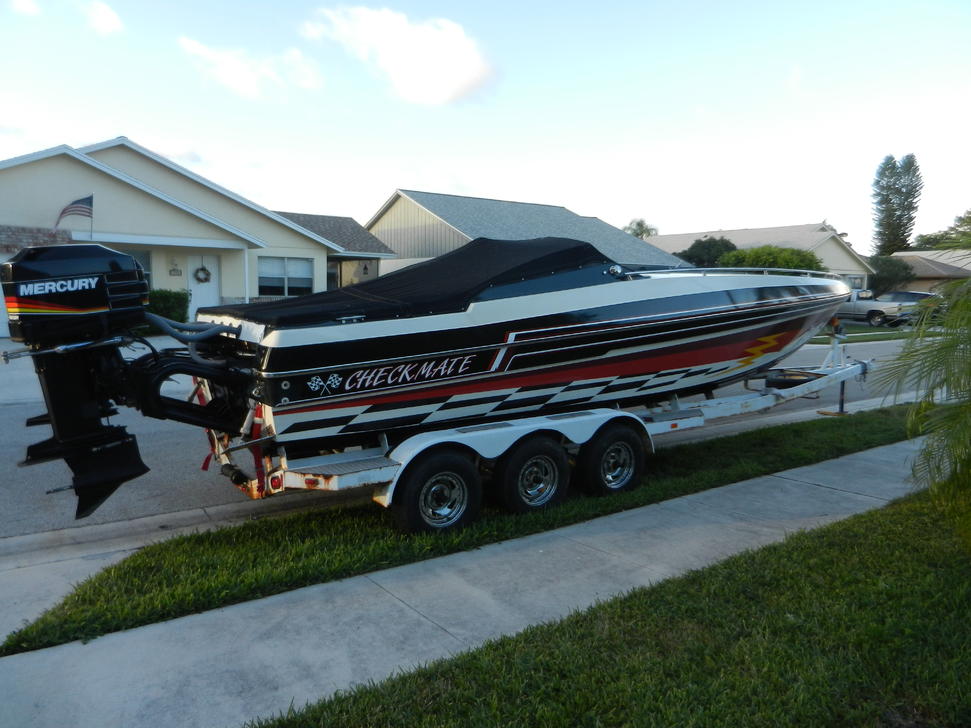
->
[623,266,846,281]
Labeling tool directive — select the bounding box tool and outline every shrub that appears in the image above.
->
[146,288,189,323]
[136,288,190,334]
[675,236,736,267]
[718,245,825,271]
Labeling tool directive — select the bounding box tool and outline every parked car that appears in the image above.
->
[879,290,939,304]
[879,290,945,322]
[837,290,914,327]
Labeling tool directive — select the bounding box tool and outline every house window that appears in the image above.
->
[258,256,313,296]
[845,275,865,290]
[126,249,152,288]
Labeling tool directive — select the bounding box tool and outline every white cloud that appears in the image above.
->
[84,1,123,35]
[305,6,492,105]
[10,0,40,16]
[179,38,323,99]
[280,48,324,90]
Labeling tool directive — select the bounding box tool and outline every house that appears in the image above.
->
[0,137,393,336]
[274,211,392,289]
[890,251,971,292]
[647,222,874,289]
[366,189,687,272]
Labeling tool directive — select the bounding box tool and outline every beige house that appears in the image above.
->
[0,137,393,335]
[367,189,686,273]
[648,222,874,289]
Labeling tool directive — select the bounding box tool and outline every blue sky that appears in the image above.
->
[2,0,969,254]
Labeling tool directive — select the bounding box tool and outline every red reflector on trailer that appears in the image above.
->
[305,477,318,487]
[270,475,283,489]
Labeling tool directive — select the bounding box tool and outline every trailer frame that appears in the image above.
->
[200,335,870,530]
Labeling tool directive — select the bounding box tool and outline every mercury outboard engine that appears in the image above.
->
[2,244,250,517]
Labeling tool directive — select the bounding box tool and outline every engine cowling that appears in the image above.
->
[2,244,149,347]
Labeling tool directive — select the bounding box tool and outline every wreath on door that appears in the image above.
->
[193,266,212,283]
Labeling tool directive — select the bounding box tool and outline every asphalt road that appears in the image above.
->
[0,337,908,539]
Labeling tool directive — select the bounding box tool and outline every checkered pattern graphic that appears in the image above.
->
[275,361,738,442]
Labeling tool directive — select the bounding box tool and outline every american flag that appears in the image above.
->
[54,195,94,228]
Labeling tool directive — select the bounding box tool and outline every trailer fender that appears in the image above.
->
[372,410,650,507]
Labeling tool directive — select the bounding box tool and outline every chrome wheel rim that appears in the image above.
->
[518,455,559,506]
[600,442,635,489]
[418,472,468,528]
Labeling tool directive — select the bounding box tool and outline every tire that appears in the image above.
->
[392,450,481,533]
[494,437,570,513]
[577,423,646,496]
[867,311,886,327]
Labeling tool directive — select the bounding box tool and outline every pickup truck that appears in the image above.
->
[837,290,912,327]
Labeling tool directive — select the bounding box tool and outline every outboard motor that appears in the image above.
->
[3,244,251,518]
[2,245,151,517]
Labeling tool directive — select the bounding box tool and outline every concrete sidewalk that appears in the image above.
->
[0,439,922,728]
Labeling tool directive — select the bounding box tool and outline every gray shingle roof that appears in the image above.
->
[648,223,841,254]
[397,190,688,268]
[275,212,394,257]
[893,255,971,279]
[892,248,971,272]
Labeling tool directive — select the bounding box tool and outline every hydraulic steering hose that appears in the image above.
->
[144,313,242,367]
[144,312,241,341]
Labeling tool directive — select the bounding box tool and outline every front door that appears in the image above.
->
[187,255,220,320]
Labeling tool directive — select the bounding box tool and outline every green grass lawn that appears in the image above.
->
[248,493,971,728]
[809,323,920,344]
[840,323,902,334]
[1,407,910,657]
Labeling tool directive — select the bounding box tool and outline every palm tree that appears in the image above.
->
[878,251,971,546]
[623,218,658,240]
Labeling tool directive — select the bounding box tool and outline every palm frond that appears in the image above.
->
[876,271,971,505]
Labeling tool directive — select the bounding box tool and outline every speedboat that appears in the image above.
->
[2,237,849,517]
[196,237,849,455]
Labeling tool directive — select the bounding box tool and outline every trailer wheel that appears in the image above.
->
[495,437,570,513]
[392,450,482,533]
[577,423,646,495]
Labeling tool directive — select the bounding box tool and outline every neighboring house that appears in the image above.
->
[890,252,971,292]
[274,211,393,289]
[0,137,393,337]
[648,222,874,289]
[366,189,687,273]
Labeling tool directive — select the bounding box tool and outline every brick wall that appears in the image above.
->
[0,225,72,256]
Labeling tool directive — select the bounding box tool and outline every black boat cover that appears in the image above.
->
[200,237,616,327]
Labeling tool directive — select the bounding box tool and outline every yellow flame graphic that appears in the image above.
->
[730,333,785,372]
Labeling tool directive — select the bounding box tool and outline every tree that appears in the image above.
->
[912,231,952,249]
[872,153,923,255]
[675,236,736,267]
[914,208,971,249]
[878,247,971,550]
[716,245,825,271]
[867,256,915,297]
[623,218,658,239]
